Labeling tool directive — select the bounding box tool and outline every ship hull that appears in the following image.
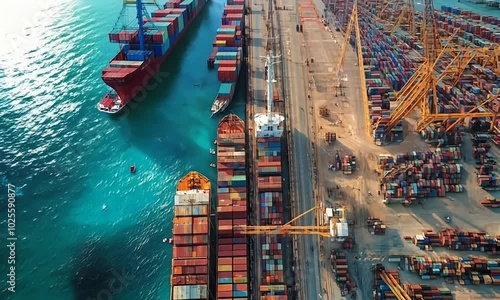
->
[170,171,212,300]
[98,1,208,114]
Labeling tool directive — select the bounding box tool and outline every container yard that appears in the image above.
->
[276,0,500,298]
[170,171,212,300]
[413,228,500,253]
[208,0,245,117]
[327,0,500,145]
[216,113,249,299]
[98,0,208,113]
[377,149,464,205]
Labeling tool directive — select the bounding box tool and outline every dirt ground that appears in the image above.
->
[299,10,500,300]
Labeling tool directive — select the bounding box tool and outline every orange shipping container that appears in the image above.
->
[218,284,233,292]
[173,245,208,258]
[173,258,208,267]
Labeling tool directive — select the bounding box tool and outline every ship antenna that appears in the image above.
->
[136,0,145,51]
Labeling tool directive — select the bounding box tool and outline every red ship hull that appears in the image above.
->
[97,4,206,113]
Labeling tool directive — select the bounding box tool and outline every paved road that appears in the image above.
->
[248,0,268,296]
[277,1,323,299]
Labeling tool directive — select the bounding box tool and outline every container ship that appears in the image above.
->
[216,113,249,299]
[207,0,245,117]
[97,0,208,113]
[170,171,212,300]
[253,53,288,299]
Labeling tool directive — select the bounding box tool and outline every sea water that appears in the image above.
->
[0,0,244,299]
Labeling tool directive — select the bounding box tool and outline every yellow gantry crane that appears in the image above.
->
[336,2,371,136]
[379,269,412,300]
[372,0,499,139]
[235,205,347,238]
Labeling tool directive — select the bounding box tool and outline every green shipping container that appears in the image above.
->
[232,175,246,181]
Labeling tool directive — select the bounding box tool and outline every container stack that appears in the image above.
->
[216,114,249,300]
[331,251,356,296]
[367,217,386,235]
[420,124,462,146]
[359,21,416,142]
[440,6,500,44]
[401,255,500,284]
[104,0,207,84]
[404,284,453,300]
[379,149,463,204]
[471,135,500,191]
[170,172,211,300]
[207,0,245,115]
[413,230,440,250]
[337,1,500,143]
[257,136,287,299]
[341,155,356,175]
[481,198,500,208]
[439,229,500,252]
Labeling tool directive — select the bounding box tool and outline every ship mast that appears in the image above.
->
[254,51,284,138]
[265,51,278,122]
[136,0,145,51]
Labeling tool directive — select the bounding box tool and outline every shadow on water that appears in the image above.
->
[71,209,170,300]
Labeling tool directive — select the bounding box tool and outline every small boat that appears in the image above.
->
[210,148,216,154]
[130,165,136,173]
[211,83,235,117]
[102,204,107,210]
[210,163,216,168]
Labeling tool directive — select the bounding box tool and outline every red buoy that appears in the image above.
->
[130,165,136,173]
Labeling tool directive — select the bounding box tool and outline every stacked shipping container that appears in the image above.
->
[108,0,204,61]
[340,1,500,143]
[414,229,500,253]
[170,171,211,300]
[405,284,453,300]
[216,114,249,299]
[399,255,500,284]
[208,0,245,115]
[378,149,464,204]
[99,0,208,112]
[256,137,288,298]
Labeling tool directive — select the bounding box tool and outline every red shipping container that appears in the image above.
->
[173,258,207,267]
[219,257,232,265]
[218,250,233,257]
[233,244,246,251]
[233,250,247,257]
[219,238,233,245]
[218,290,233,298]
[218,271,232,277]
[152,9,173,17]
[219,244,232,251]
[233,257,246,265]
[233,264,247,271]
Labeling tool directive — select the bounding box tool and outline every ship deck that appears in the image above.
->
[218,113,245,135]
[176,171,211,192]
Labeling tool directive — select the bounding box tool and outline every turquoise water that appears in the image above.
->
[430,0,500,17]
[0,0,244,299]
